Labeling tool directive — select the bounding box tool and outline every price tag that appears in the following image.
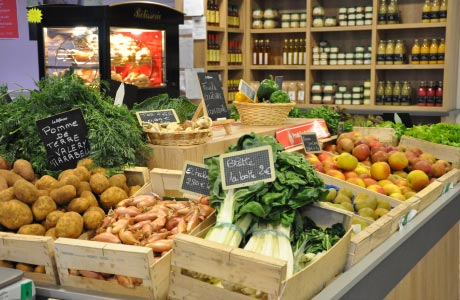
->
[180,161,210,196]
[238,79,256,101]
[275,76,284,90]
[135,109,179,125]
[219,145,275,190]
[197,72,229,121]
[301,132,321,153]
[36,109,90,171]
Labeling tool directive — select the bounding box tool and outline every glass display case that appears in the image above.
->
[30,2,184,104]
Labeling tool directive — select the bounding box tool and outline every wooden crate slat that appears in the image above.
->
[124,166,150,187]
[415,181,443,212]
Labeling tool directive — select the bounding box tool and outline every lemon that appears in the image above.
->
[234,91,253,103]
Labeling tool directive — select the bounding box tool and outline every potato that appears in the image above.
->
[0,260,14,268]
[38,189,49,197]
[44,210,65,229]
[50,184,77,206]
[0,187,14,202]
[0,156,10,170]
[0,170,23,187]
[129,185,141,197]
[83,206,106,230]
[0,199,33,230]
[73,166,91,182]
[18,223,46,236]
[59,174,80,190]
[99,186,128,211]
[32,196,57,221]
[35,175,58,190]
[16,263,35,273]
[13,179,39,204]
[108,174,129,193]
[0,176,7,192]
[67,197,91,214]
[77,158,94,169]
[12,159,35,181]
[55,212,84,238]
[58,169,76,180]
[80,190,99,207]
[77,181,92,196]
[45,227,57,240]
[89,173,109,194]
[34,265,46,273]
[91,167,107,175]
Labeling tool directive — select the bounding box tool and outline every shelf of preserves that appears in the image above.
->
[311,25,372,32]
[227,28,245,33]
[375,64,444,70]
[310,65,372,70]
[227,65,244,70]
[206,26,226,32]
[250,28,307,34]
[376,22,447,30]
[251,65,307,70]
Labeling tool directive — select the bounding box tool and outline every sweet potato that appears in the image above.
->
[83,206,106,230]
[12,159,35,181]
[0,156,10,170]
[32,196,57,221]
[89,173,109,194]
[59,174,80,190]
[0,187,14,202]
[99,186,128,211]
[44,210,65,229]
[55,212,84,238]
[35,175,58,190]
[108,174,129,193]
[34,265,46,273]
[0,260,14,268]
[73,166,91,182]
[13,179,39,204]
[0,199,33,230]
[18,223,46,236]
[50,184,77,206]
[67,197,91,214]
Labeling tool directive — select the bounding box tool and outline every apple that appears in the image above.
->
[419,152,437,164]
[336,137,355,153]
[352,144,371,161]
[317,151,333,163]
[413,160,434,177]
[389,193,406,201]
[388,151,409,171]
[326,169,346,180]
[344,171,358,179]
[323,161,339,171]
[312,163,325,173]
[432,160,451,177]
[382,183,402,195]
[371,150,389,163]
[370,161,391,180]
[323,144,337,153]
[406,170,430,192]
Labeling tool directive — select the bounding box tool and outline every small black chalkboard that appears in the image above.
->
[275,76,284,90]
[180,161,210,196]
[36,109,90,171]
[135,109,179,125]
[301,132,321,153]
[197,72,229,121]
[219,145,275,190]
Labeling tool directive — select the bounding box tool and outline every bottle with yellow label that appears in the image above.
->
[437,38,445,64]
[429,38,438,64]
[387,0,400,24]
[377,40,387,64]
[394,40,406,64]
[430,0,440,22]
[411,39,421,64]
[439,0,448,22]
[420,38,430,64]
[422,0,431,23]
[385,39,395,64]
[378,0,387,24]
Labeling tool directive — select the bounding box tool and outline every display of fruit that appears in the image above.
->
[305,131,453,200]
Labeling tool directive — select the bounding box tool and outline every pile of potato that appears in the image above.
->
[0,156,142,239]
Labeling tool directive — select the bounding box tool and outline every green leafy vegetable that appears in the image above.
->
[256,75,279,101]
[269,90,291,103]
[404,123,460,147]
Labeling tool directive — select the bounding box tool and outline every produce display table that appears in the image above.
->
[146,118,315,170]
[34,185,460,300]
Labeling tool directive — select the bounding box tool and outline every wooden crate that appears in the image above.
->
[352,127,397,146]
[169,205,352,300]
[124,166,150,187]
[0,233,58,285]
[54,168,215,300]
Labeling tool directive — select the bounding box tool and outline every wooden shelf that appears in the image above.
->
[375,64,444,70]
[304,104,451,115]
[310,65,371,71]
[251,65,307,70]
[250,28,307,34]
[227,28,245,33]
[228,65,244,70]
[206,26,226,32]
[376,22,447,30]
[206,66,226,71]
[311,25,372,33]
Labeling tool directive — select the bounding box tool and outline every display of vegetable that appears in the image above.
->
[0,74,150,177]
[256,75,279,101]
[132,93,198,123]
[403,123,460,147]
[303,106,353,135]
[269,90,291,103]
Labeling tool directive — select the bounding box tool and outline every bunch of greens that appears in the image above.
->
[0,74,150,177]
[0,84,8,105]
[293,217,345,270]
[403,123,460,147]
[375,121,407,142]
[303,106,353,135]
[132,93,197,123]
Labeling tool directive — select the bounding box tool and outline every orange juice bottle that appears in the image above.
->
[419,38,430,64]
[437,38,445,64]
[422,0,431,23]
[411,39,421,64]
[429,38,438,64]
[430,0,440,22]
[439,0,448,22]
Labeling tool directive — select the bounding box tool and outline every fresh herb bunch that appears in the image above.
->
[0,84,8,105]
[303,106,353,135]
[132,93,198,123]
[0,74,150,176]
[404,123,460,147]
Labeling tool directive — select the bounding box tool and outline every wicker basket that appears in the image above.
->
[143,118,212,146]
[234,101,296,126]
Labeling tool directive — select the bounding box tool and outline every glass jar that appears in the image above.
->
[290,20,300,28]
[263,19,278,29]
[252,19,264,29]
[281,20,290,28]
[287,81,297,102]
[339,7,348,14]
[338,85,348,93]
[311,94,323,104]
[325,16,337,26]
[290,13,300,21]
[313,5,325,17]
[323,94,335,104]
[338,13,347,21]
[252,8,263,19]
[311,82,323,94]
[281,13,291,21]
[323,82,337,93]
[264,8,278,19]
[297,82,305,104]
[312,16,324,27]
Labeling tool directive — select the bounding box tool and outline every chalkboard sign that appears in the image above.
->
[197,72,229,121]
[36,109,90,171]
[135,109,179,125]
[301,132,321,153]
[180,161,210,196]
[219,145,275,190]
[238,79,256,101]
[275,76,284,90]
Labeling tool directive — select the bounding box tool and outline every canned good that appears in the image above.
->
[311,94,323,104]
[313,16,324,27]
[290,20,300,28]
[356,19,365,26]
[263,18,278,29]
[348,20,356,26]
[290,13,300,21]
[325,16,337,26]
[281,20,290,28]
[252,19,264,29]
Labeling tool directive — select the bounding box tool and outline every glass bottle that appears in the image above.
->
[435,81,443,106]
[282,39,288,65]
[426,81,436,106]
[384,81,394,105]
[385,39,395,65]
[288,39,294,65]
[430,0,440,23]
[228,41,234,65]
[264,39,271,65]
[214,0,220,26]
[377,40,387,65]
[419,39,430,64]
[439,0,447,22]
[293,39,299,65]
[422,0,431,23]
[417,81,427,106]
[252,40,259,65]
[298,39,304,65]
[392,81,401,105]
[208,0,216,26]
[227,5,234,28]
[258,39,265,66]
[437,38,445,64]
[207,34,212,65]
[234,6,240,28]
[394,40,406,64]
[378,0,387,25]
[237,41,242,65]
[411,39,421,64]
[429,38,438,64]
[376,81,385,105]
[400,81,411,105]
[302,39,307,65]
[387,0,400,24]
[214,34,221,65]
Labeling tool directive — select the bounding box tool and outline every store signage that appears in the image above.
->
[180,161,210,196]
[197,72,229,121]
[0,0,19,39]
[36,109,90,171]
[136,109,179,125]
[275,76,284,90]
[238,79,256,101]
[219,145,275,190]
[301,132,321,153]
